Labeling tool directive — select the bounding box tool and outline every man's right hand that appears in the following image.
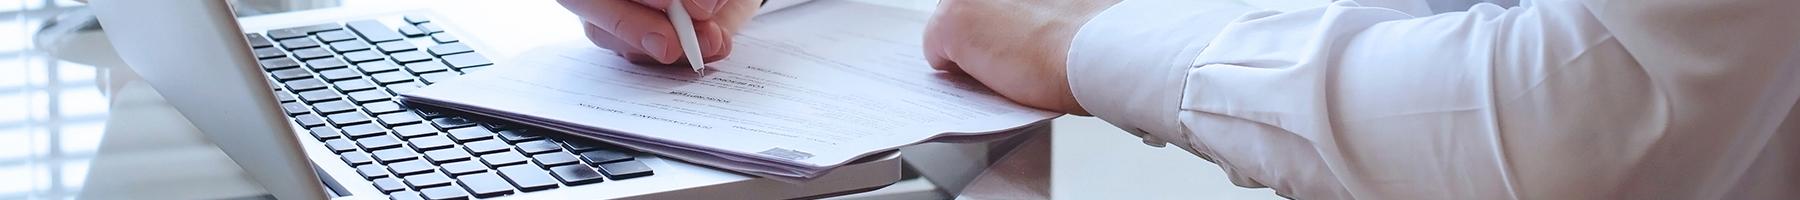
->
[558,0,760,65]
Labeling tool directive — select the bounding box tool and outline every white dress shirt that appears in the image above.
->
[1067,0,1800,199]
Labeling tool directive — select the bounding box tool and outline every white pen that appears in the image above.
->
[667,1,706,73]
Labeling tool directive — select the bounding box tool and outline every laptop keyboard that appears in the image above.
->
[245,15,656,200]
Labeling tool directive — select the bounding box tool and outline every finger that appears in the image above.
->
[583,22,663,64]
[695,0,758,62]
[629,0,730,21]
[923,16,965,74]
[698,22,733,62]
[560,0,686,64]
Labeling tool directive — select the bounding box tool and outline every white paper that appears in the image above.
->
[405,1,1058,180]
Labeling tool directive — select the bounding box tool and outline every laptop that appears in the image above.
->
[87,0,901,199]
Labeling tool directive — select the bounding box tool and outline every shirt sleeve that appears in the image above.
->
[1066,0,1800,199]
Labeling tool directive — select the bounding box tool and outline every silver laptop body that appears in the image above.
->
[90,1,900,199]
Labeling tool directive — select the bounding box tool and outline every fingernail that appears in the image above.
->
[641,32,675,64]
[690,0,723,14]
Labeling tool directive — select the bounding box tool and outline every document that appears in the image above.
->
[404,1,1059,181]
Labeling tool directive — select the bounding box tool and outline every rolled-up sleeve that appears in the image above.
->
[1066,0,1800,199]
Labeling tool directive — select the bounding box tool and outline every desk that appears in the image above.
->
[1,0,1288,199]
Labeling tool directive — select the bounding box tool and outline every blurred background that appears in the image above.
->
[0,0,1299,199]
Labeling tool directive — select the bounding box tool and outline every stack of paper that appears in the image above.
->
[403,1,1059,181]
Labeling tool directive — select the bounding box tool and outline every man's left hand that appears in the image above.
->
[924,0,1121,115]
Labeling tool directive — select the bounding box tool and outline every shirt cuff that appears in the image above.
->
[1066,0,1255,148]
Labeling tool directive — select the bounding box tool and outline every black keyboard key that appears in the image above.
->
[270,68,314,81]
[497,129,543,143]
[245,33,275,48]
[479,123,511,132]
[533,151,580,168]
[390,191,424,200]
[417,23,444,34]
[266,30,309,41]
[360,135,407,151]
[280,102,311,116]
[439,52,489,69]
[378,112,425,127]
[341,123,387,139]
[373,147,421,164]
[399,25,428,37]
[374,177,409,193]
[497,165,559,192]
[456,65,488,74]
[441,161,487,176]
[268,23,343,39]
[393,124,440,139]
[297,90,343,103]
[329,40,372,53]
[424,147,474,164]
[481,151,530,167]
[293,48,334,61]
[372,71,418,85]
[315,30,359,42]
[310,126,343,141]
[413,107,445,118]
[404,171,455,189]
[405,60,451,74]
[279,37,323,50]
[342,50,385,63]
[252,47,286,59]
[548,165,605,186]
[431,33,459,44]
[578,149,634,165]
[340,151,375,166]
[319,68,362,82]
[276,91,299,103]
[391,51,433,64]
[357,60,404,73]
[388,159,436,177]
[435,117,480,129]
[312,100,357,114]
[463,139,510,155]
[347,20,406,43]
[295,113,328,128]
[456,172,515,198]
[441,53,492,69]
[334,79,380,92]
[376,41,418,53]
[326,112,375,126]
[306,58,351,70]
[365,101,406,115]
[404,15,431,24]
[349,90,394,103]
[448,127,496,142]
[419,183,470,200]
[358,165,391,180]
[516,140,562,155]
[410,135,456,152]
[427,43,473,56]
[389,82,426,94]
[324,138,358,153]
[564,141,603,152]
[597,160,655,180]
[285,78,329,92]
[260,57,301,71]
[418,71,459,85]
